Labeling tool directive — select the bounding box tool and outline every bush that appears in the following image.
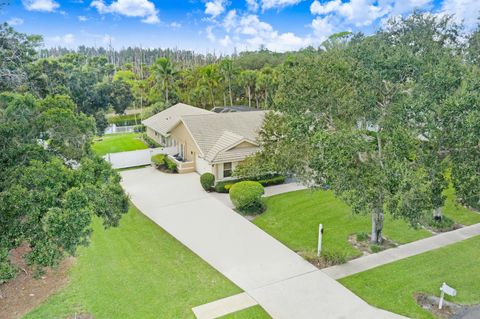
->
[164,157,177,172]
[151,154,166,168]
[133,124,145,132]
[369,244,383,253]
[257,175,286,187]
[321,250,348,266]
[229,181,265,214]
[151,154,176,173]
[356,232,369,242]
[200,173,215,191]
[427,215,455,232]
[108,113,145,126]
[215,179,240,193]
[213,175,285,193]
[142,133,161,148]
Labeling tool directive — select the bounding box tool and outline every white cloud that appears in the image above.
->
[206,26,216,42]
[22,0,59,12]
[223,10,238,32]
[91,0,160,24]
[440,0,480,28]
[310,0,390,27]
[219,35,233,46]
[261,0,304,10]
[170,22,182,28]
[205,0,226,18]
[246,0,259,11]
[49,33,75,45]
[7,17,24,26]
[78,15,88,22]
[311,15,336,39]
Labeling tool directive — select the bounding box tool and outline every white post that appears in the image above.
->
[439,291,445,309]
[317,224,323,256]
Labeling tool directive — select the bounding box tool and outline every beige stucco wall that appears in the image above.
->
[170,123,200,162]
[146,127,162,145]
[214,161,241,180]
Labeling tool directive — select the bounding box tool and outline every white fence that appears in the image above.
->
[104,124,136,135]
[103,148,164,169]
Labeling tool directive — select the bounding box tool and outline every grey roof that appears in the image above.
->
[181,111,266,163]
[210,106,258,113]
[142,103,212,135]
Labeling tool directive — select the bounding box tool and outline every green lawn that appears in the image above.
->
[92,133,148,156]
[443,187,480,225]
[340,236,480,319]
[254,188,479,260]
[25,206,270,319]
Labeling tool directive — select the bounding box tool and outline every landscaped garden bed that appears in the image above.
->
[340,236,480,319]
[254,188,480,267]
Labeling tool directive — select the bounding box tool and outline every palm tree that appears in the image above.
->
[200,64,220,108]
[239,70,257,108]
[151,57,177,106]
[219,58,236,106]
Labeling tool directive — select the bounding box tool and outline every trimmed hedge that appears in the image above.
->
[151,154,177,173]
[108,113,146,126]
[229,181,265,214]
[142,133,161,148]
[214,175,285,193]
[200,173,215,191]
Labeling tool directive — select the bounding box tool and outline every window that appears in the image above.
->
[223,162,232,178]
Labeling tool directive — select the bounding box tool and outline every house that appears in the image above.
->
[142,103,266,180]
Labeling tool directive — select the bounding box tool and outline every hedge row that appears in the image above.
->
[215,175,285,193]
[108,113,146,126]
[142,133,161,148]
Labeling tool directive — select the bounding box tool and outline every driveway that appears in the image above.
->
[121,167,406,319]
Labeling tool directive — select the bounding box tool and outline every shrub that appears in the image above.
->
[321,250,348,266]
[427,215,455,232]
[142,133,161,148]
[133,124,145,132]
[151,154,166,168]
[151,154,176,173]
[164,157,177,172]
[369,244,383,253]
[257,175,286,187]
[200,173,215,191]
[229,181,265,214]
[215,179,241,193]
[108,113,145,126]
[356,232,369,242]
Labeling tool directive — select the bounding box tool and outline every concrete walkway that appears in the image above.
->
[323,223,480,279]
[209,181,306,209]
[120,167,406,319]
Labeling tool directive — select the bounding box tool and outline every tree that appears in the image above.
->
[0,23,42,91]
[0,92,128,280]
[220,58,236,106]
[239,70,257,108]
[200,64,220,107]
[151,57,178,106]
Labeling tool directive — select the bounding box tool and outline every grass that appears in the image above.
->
[92,133,148,156]
[219,306,271,318]
[340,236,480,319]
[254,188,479,260]
[25,206,270,319]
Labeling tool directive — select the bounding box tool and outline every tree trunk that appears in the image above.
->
[210,87,215,107]
[228,78,233,106]
[247,87,251,108]
[265,89,268,108]
[223,91,227,107]
[433,207,443,220]
[165,81,169,105]
[371,208,384,244]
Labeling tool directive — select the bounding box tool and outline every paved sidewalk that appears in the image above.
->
[323,223,480,279]
[120,167,406,319]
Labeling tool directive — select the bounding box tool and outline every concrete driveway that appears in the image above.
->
[121,167,407,319]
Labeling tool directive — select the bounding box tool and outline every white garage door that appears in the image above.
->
[196,155,212,175]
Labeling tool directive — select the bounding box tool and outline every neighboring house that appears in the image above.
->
[142,103,266,180]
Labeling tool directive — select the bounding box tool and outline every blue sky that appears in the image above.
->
[2,0,479,53]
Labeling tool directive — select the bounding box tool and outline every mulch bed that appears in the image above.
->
[415,293,480,319]
[0,244,75,319]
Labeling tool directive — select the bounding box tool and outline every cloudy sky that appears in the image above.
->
[2,0,480,53]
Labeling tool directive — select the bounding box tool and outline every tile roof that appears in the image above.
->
[142,103,212,135]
